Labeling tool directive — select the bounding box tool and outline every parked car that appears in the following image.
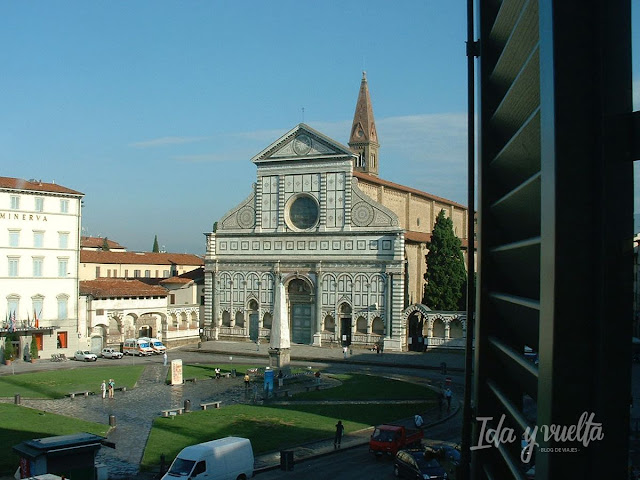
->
[425,444,460,478]
[74,350,97,362]
[394,449,448,479]
[161,437,254,480]
[369,424,424,456]
[101,348,123,359]
[425,444,461,466]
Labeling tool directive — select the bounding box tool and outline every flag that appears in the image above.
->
[34,309,39,329]
[9,311,15,333]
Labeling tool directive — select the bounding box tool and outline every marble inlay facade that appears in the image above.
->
[204,124,406,351]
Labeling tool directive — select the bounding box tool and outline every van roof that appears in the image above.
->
[177,437,251,460]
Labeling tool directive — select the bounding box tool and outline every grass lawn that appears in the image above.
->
[142,401,433,469]
[0,365,145,399]
[295,373,438,401]
[0,403,110,476]
[142,373,437,469]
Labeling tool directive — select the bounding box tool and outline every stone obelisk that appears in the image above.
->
[268,274,290,368]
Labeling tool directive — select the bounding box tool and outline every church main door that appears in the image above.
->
[291,304,312,344]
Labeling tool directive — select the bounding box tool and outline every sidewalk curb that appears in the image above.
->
[253,403,461,473]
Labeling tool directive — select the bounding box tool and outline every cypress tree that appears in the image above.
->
[152,235,159,253]
[423,209,467,310]
[101,237,110,251]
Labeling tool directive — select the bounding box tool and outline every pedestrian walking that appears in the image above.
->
[108,379,115,399]
[163,352,167,366]
[414,413,424,428]
[445,387,452,411]
[314,370,321,384]
[334,420,344,448]
[244,373,250,389]
[255,338,260,351]
[100,380,106,399]
[342,345,348,359]
[215,368,221,379]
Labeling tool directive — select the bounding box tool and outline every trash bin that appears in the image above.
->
[184,399,191,413]
[109,415,116,426]
[280,450,294,471]
[14,394,20,405]
[231,369,237,377]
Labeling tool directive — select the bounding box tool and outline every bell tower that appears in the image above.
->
[348,71,380,176]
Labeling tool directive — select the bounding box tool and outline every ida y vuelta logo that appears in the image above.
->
[471,412,604,463]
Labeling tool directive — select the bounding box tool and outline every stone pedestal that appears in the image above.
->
[268,348,290,368]
[312,333,322,347]
[383,337,402,353]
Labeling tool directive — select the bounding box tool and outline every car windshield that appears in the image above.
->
[139,342,150,348]
[415,455,442,471]
[167,458,195,476]
[372,428,396,442]
[82,351,92,355]
[153,341,162,346]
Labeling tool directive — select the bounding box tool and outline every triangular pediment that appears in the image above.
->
[252,124,356,164]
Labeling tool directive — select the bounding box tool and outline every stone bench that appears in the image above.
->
[273,390,290,398]
[161,407,184,417]
[114,386,127,392]
[200,401,222,410]
[185,377,197,383]
[305,385,322,392]
[246,368,258,374]
[68,391,91,399]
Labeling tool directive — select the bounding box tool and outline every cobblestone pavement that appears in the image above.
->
[15,365,252,479]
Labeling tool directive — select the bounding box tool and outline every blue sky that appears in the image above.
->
[1,2,638,254]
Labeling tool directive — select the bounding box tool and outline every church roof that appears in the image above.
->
[348,71,379,146]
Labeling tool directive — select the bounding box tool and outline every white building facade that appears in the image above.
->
[204,124,407,351]
[0,177,83,360]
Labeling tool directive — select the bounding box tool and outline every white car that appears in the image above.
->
[101,348,123,359]
[74,350,97,362]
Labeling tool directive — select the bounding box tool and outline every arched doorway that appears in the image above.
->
[408,312,425,351]
[288,278,313,344]
[339,303,352,346]
[248,299,259,341]
[139,325,152,338]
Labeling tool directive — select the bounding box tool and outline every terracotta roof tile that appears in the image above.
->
[80,250,204,266]
[80,279,168,297]
[81,236,126,250]
[0,176,83,196]
[160,277,193,285]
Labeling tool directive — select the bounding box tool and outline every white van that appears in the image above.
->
[161,437,254,480]
[123,338,153,356]
[141,336,166,354]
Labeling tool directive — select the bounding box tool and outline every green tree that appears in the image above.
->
[4,336,15,362]
[101,237,110,251]
[30,335,39,361]
[152,235,159,253]
[422,210,467,310]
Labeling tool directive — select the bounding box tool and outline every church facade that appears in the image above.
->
[204,124,406,351]
[204,74,470,352]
